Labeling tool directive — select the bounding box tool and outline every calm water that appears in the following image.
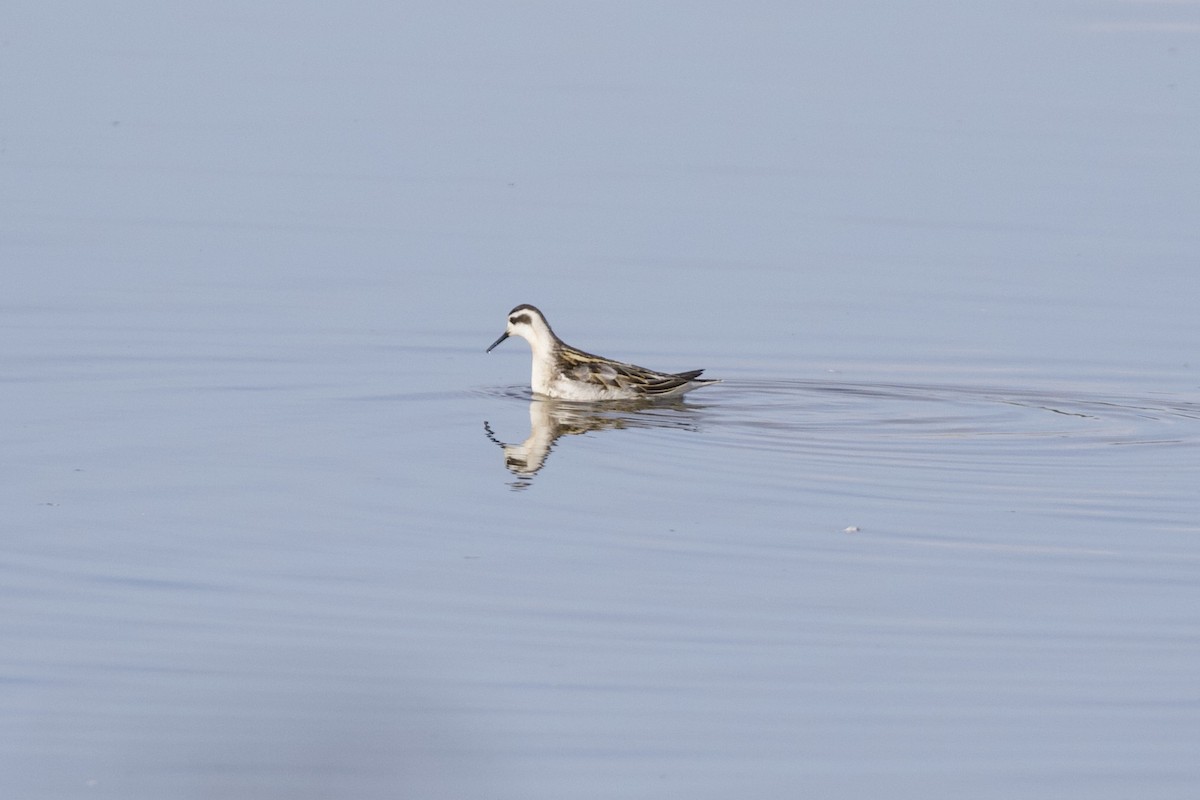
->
[4,2,1199,798]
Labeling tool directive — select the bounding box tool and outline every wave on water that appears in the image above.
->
[699,378,1200,454]
[476,377,1198,492]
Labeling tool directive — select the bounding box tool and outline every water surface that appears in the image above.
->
[3,2,1198,798]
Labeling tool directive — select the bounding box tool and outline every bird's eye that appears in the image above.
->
[511,314,531,326]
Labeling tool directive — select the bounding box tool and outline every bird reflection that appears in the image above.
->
[484,398,703,489]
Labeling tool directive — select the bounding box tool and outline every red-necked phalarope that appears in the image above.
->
[486,304,720,401]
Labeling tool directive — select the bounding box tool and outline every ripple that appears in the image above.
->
[477,377,1198,535]
[696,378,1200,457]
[471,384,536,402]
[631,378,1200,532]
[475,377,1199,470]
[475,378,1199,459]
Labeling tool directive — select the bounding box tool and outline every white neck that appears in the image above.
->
[515,323,560,397]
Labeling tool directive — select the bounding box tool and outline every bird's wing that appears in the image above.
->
[560,347,706,396]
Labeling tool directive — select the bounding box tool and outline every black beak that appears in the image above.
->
[486,331,509,353]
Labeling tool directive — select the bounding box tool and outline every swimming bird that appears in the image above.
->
[486,304,719,401]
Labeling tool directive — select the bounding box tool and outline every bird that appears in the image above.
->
[485,304,719,401]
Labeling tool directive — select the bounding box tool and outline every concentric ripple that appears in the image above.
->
[694,378,1200,457]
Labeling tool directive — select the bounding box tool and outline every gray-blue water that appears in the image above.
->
[3,3,1198,798]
